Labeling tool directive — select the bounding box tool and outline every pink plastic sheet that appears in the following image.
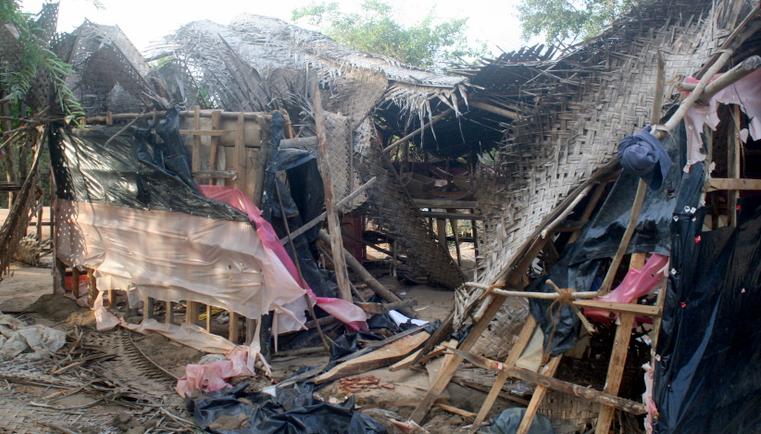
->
[583,253,668,322]
[176,346,260,397]
[199,185,367,331]
[683,69,761,170]
[55,199,306,331]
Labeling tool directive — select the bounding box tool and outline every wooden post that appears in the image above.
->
[35,205,43,240]
[728,105,741,227]
[311,79,352,301]
[448,210,462,266]
[164,301,172,324]
[229,312,239,343]
[186,301,198,326]
[471,316,538,432]
[205,305,212,332]
[191,106,201,181]
[595,312,636,434]
[516,356,563,434]
[410,294,507,423]
[209,110,221,185]
[143,297,154,321]
[235,113,246,192]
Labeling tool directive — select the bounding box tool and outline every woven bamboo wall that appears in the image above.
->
[471,0,743,357]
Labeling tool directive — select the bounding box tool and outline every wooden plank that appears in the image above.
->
[436,218,448,253]
[191,106,201,180]
[179,129,227,137]
[707,178,761,191]
[421,210,483,221]
[185,301,198,325]
[435,403,476,419]
[573,299,660,317]
[192,170,237,180]
[414,199,478,209]
[469,100,519,120]
[209,110,222,186]
[595,312,636,434]
[245,318,256,345]
[410,294,507,423]
[516,356,562,434]
[164,301,172,324]
[448,211,462,266]
[382,109,452,153]
[142,297,154,321]
[511,367,645,415]
[314,331,430,384]
[234,113,246,192]
[205,305,212,332]
[471,316,538,432]
[730,105,741,228]
[312,81,352,301]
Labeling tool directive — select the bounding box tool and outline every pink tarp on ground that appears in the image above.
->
[199,185,367,331]
[583,253,669,322]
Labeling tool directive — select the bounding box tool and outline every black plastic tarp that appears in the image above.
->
[48,108,246,222]
[188,382,387,434]
[654,162,761,433]
[569,123,688,266]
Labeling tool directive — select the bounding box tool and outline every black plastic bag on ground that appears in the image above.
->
[188,382,387,434]
[481,408,554,434]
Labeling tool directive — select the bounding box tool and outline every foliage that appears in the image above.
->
[0,1,82,116]
[292,0,485,69]
[518,0,636,45]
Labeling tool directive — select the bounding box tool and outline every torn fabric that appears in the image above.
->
[200,185,368,332]
[683,68,761,169]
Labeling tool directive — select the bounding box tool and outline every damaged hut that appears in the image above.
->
[1,0,761,432]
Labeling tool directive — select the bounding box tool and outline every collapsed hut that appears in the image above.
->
[0,0,760,432]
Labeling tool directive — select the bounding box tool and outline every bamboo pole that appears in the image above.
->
[311,79,352,301]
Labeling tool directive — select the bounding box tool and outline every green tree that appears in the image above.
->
[292,0,485,69]
[518,0,636,45]
[0,0,81,115]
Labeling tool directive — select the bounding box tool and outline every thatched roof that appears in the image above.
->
[149,15,469,127]
[460,0,761,357]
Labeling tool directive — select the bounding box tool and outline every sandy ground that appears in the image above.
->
[0,265,53,312]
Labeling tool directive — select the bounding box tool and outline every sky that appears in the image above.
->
[21,0,527,54]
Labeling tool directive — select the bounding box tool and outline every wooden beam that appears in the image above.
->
[280,177,377,245]
[228,311,239,343]
[234,113,246,192]
[470,317,537,432]
[209,110,221,185]
[410,294,507,423]
[469,100,520,120]
[383,109,452,153]
[420,210,483,221]
[573,299,660,317]
[516,357,562,434]
[595,313,636,434]
[314,331,430,384]
[706,178,761,191]
[180,129,227,137]
[512,366,645,415]
[312,80,352,301]
[413,199,478,209]
[190,106,201,181]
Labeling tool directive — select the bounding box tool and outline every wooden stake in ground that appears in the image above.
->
[311,78,352,301]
